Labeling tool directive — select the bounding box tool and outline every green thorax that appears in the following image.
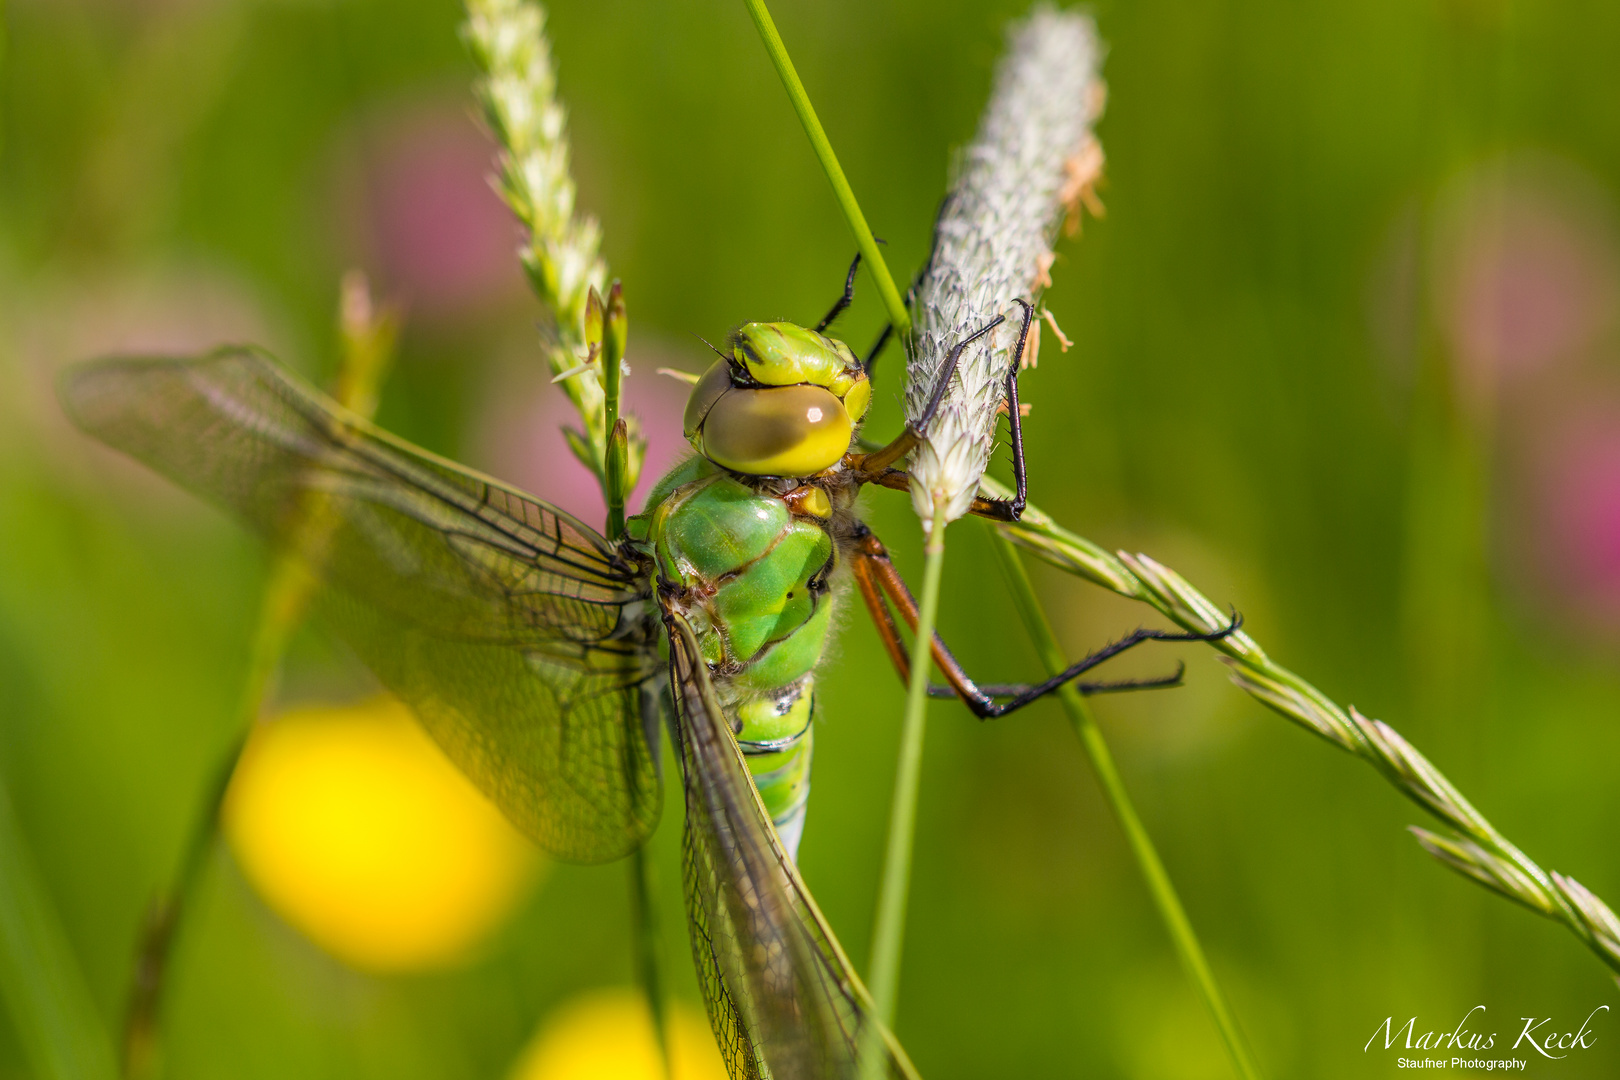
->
[628,456,844,845]
[631,456,838,690]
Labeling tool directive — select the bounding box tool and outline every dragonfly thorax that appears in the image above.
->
[682,322,872,478]
[631,456,852,856]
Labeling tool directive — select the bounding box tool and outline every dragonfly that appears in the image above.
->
[60,259,1226,1079]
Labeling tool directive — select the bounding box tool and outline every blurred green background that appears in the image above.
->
[4,0,1620,1077]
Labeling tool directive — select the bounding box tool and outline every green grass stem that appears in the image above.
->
[740,0,911,337]
[0,778,119,1080]
[120,277,397,1080]
[601,282,629,539]
[629,844,670,1077]
[978,475,1620,977]
[466,5,660,1068]
[859,503,948,1079]
[991,531,1262,1080]
[121,556,310,1080]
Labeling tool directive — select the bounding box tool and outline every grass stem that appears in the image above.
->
[601,282,629,539]
[119,275,397,1080]
[740,0,910,337]
[0,778,119,1080]
[991,531,1262,1080]
[981,475,1620,977]
[860,504,948,1078]
[629,844,670,1079]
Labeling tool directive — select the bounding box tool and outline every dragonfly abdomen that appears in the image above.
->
[633,464,841,859]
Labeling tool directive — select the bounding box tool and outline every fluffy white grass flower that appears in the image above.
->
[904,5,1105,531]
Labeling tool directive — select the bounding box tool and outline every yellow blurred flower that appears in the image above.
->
[223,695,539,972]
[511,988,726,1080]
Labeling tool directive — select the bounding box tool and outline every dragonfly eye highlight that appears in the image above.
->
[697,385,851,477]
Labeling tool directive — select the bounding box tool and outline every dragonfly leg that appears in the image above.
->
[862,323,895,374]
[850,524,1241,719]
[960,297,1035,523]
[846,315,1007,481]
[915,315,1005,430]
[814,251,863,333]
[850,302,1035,526]
[860,462,1030,526]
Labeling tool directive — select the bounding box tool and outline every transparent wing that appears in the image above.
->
[665,613,921,1080]
[61,348,660,861]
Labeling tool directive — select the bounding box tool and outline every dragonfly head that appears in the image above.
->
[682,322,871,477]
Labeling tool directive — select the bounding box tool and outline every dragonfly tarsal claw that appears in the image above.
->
[1141,607,1244,643]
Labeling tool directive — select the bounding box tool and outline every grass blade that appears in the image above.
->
[860,499,949,1079]
[991,530,1262,1080]
[987,476,1620,979]
[740,0,910,337]
[0,777,119,1080]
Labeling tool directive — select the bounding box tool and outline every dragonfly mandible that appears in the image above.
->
[60,257,1225,1079]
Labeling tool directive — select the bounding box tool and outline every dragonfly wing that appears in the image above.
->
[324,592,659,861]
[665,613,921,1080]
[61,348,660,862]
[61,348,638,643]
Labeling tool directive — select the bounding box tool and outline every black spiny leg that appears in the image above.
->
[916,315,1006,430]
[849,314,1008,480]
[814,252,863,333]
[851,524,1244,719]
[970,298,1035,522]
[926,618,1244,719]
[862,323,895,375]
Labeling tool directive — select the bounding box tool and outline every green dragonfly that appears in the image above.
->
[61,264,1218,1079]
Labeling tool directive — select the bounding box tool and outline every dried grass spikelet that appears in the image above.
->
[904,5,1105,531]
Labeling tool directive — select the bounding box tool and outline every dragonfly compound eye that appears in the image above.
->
[697,384,852,477]
[682,358,735,438]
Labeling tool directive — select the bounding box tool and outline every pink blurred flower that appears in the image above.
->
[1526,396,1620,622]
[472,350,694,527]
[350,105,524,318]
[1434,158,1616,400]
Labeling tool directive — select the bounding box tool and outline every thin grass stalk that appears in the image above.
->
[859,496,949,1080]
[464,2,664,1064]
[739,0,910,336]
[121,563,290,1080]
[737,1,962,1068]
[991,531,1262,1080]
[120,274,398,1079]
[736,0,942,1063]
[629,844,671,1074]
[979,476,1620,977]
[601,282,629,539]
[0,778,119,1080]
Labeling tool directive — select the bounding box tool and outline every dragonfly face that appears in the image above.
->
[682,321,872,478]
